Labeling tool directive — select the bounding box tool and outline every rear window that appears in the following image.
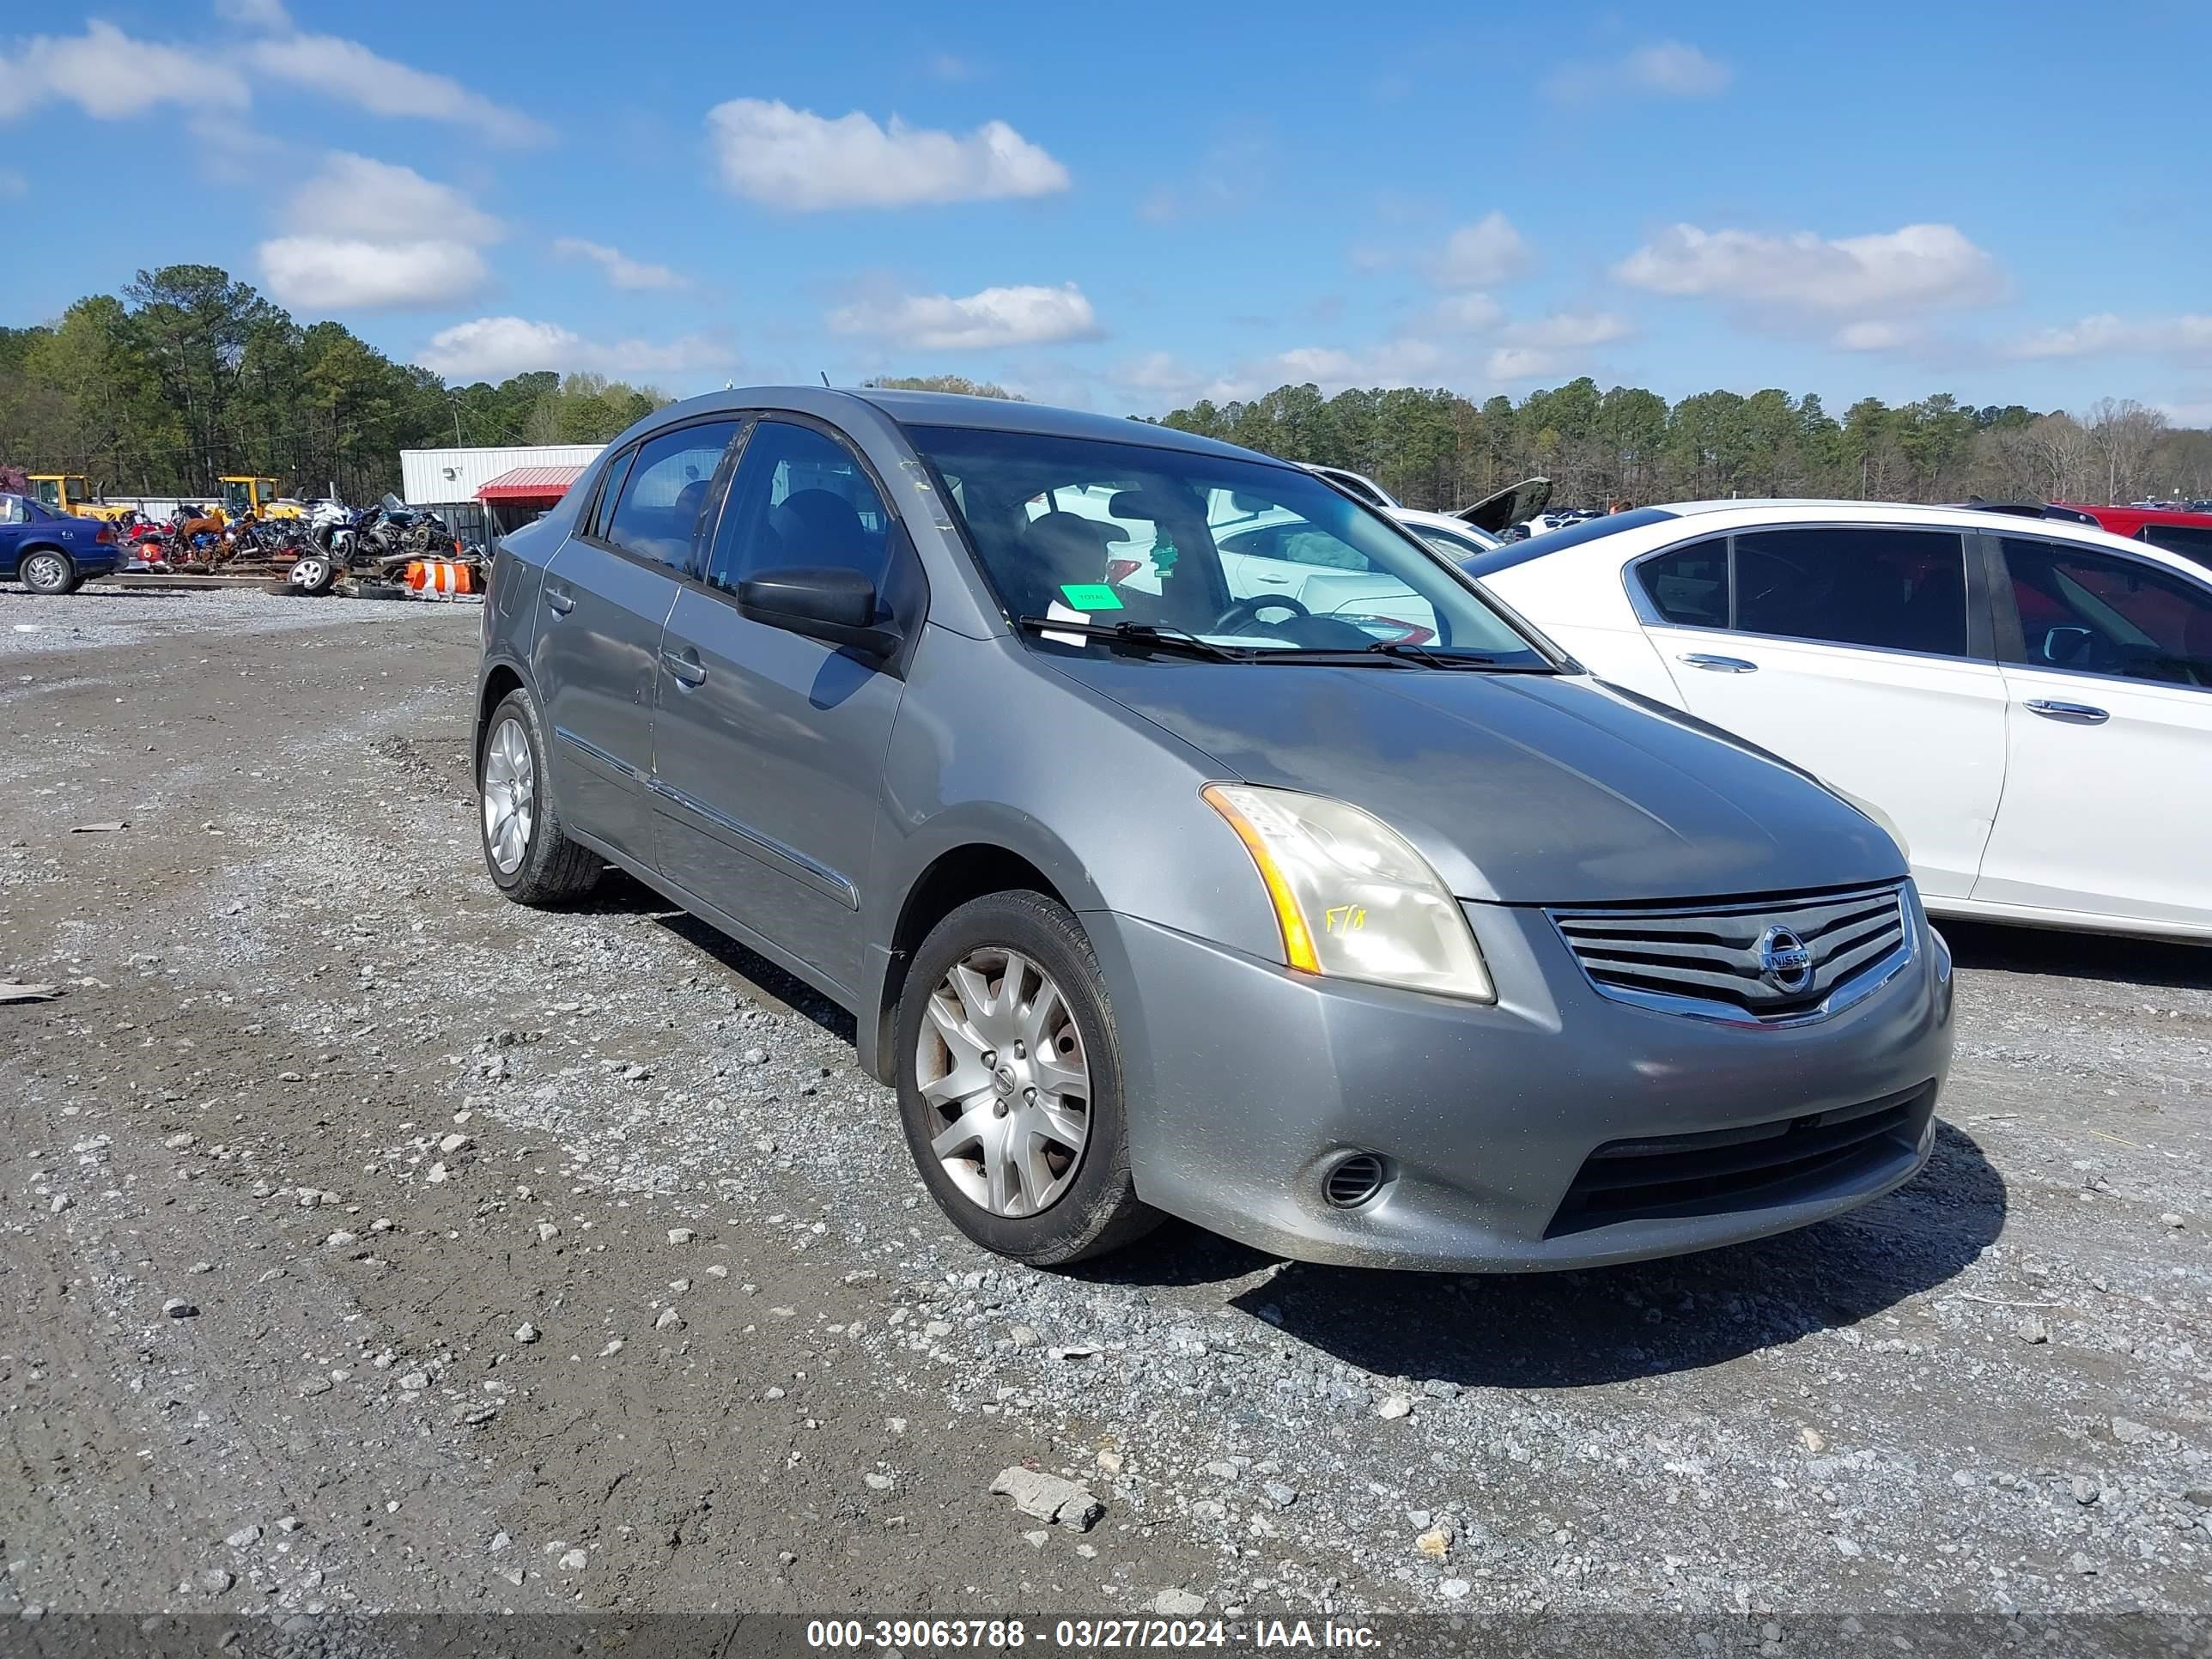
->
[2138,522,2212,573]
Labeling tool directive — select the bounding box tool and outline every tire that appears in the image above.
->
[19,549,81,596]
[478,689,604,906]
[336,579,407,602]
[895,891,1158,1266]
[286,552,336,596]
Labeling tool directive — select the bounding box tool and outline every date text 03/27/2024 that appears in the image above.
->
[802,1618,1383,1650]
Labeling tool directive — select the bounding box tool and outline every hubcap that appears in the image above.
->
[24,553,64,590]
[481,717,534,874]
[293,557,326,586]
[916,947,1091,1217]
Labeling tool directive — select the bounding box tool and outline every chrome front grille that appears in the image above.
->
[1550,884,1911,1024]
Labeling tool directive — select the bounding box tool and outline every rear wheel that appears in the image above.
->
[479,690,604,905]
[895,891,1157,1266]
[19,550,81,596]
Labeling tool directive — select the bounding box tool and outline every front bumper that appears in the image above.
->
[1087,891,1953,1272]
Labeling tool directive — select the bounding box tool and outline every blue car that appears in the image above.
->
[0,491,122,594]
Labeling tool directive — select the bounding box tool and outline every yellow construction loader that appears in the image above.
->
[218,476,304,523]
[26,475,133,523]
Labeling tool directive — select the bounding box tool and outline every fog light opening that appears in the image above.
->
[1322,1152,1389,1210]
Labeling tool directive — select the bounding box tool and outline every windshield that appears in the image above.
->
[910,425,1552,666]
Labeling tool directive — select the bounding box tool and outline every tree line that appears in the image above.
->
[1154,381,2211,514]
[0,264,675,503]
[8,264,2206,514]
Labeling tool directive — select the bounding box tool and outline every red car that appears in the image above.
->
[2053,502,2212,572]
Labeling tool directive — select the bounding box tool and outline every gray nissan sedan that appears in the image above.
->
[474,387,1954,1271]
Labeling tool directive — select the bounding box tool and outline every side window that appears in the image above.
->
[604,422,739,568]
[705,420,892,593]
[1220,521,1372,575]
[1733,527,1968,657]
[586,447,636,541]
[2138,523,2212,574]
[2000,538,2212,687]
[0,495,24,526]
[1636,539,1729,628]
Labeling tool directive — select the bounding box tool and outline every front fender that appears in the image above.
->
[858,627,1291,1079]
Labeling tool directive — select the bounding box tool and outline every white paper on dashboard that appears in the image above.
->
[1042,599,1090,647]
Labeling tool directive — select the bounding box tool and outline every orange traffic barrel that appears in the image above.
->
[404,560,475,596]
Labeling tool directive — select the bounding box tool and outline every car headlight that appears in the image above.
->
[1201,783,1493,1002]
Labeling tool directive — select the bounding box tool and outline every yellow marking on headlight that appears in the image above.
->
[1202,784,1319,974]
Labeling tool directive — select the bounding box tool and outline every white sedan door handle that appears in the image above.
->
[1679,653,1758,673]
[2025,699,2109,726]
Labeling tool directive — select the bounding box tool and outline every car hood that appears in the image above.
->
[1048,658,1906,905]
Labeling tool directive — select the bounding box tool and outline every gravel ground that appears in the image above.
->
[2,585,2209,1625]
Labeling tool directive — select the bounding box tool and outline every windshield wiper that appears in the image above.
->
[1015,617,1255,663]
[1360,640,1556,671]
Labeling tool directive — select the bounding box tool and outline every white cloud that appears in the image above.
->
[1115,338,1443,406]
[246,33,551,147]
[707,99,1068,210]
[553,238,688,292]
[2010,313,2212,360]
[259,238,489,310]
[1482,311,1632,381]
[285,151,501,241]
[923,52,980,82]
[1503,310,1633,350]
[416,316,736,383]
[1546,40,1732,101]
[214,0,292,27]
[256,153,501,310]
[1435,212,1534,287]
[0,21,247,121]
[1833,319,1916,352]
[1615,222,2002,313]
[830,283,1100,349]
[1428,291,1504,331]
[1625,41,1733,95]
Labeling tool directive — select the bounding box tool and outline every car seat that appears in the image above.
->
[1012,512,1124,617]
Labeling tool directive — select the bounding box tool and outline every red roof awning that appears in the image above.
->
[478,465,586,501]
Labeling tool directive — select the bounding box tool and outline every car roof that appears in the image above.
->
[627,385,1293,471]
[841,387,1279,465]
[1468,497,2212,586]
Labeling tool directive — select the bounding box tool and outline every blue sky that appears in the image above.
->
[3,0,2209,421]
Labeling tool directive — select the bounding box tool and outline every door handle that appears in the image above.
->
[1679,653,1758,673]
[544,587,575,616]
[2025,699,2108,726]
[662,647,708,689]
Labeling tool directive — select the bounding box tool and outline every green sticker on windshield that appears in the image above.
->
[1060,583,1124,611]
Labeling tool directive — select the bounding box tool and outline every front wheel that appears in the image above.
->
[478,690,604,906]
[895,891,1158,1266]
[19,550,81,596]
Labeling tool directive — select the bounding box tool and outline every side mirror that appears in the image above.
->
[736,566,900,659]
[2042,624,2094,665]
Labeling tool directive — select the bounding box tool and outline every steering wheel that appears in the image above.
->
[1212,593,1311,635]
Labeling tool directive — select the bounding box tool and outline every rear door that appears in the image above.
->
[531,419,739,864]
[1975,536,2212,928]
[1630,525,2009,899]
[649,417,920,998]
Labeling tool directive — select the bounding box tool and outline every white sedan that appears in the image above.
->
[1468,500,2212,941]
